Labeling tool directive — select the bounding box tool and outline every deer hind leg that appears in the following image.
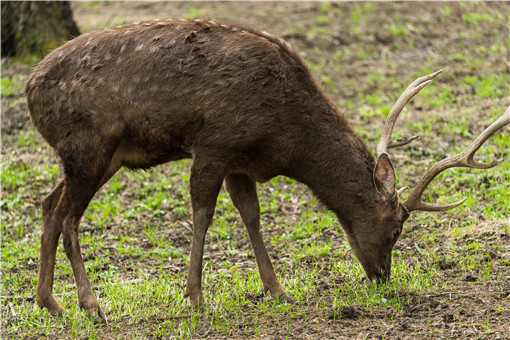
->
[186,158,226,309]
[59,157,122,321]
[36,180,66,316]
[225,173,294,303]
[38,140,121,320]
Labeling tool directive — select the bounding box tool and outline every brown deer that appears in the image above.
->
[25,18,509,321]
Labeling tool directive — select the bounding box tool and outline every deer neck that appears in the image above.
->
[287,118,378,227]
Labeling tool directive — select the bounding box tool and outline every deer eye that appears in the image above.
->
[392,229,401,242]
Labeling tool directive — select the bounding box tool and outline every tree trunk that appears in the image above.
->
[1,1,80,59]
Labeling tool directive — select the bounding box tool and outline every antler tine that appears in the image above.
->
[410,198,467,212]
[376,69,443,158]
[388,135,420,149]
[403,107,510,212]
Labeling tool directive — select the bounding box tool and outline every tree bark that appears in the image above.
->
[1,1,80,58]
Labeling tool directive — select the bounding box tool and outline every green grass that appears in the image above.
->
[183,6,207,19]
[1,75,25,97]
[0,247,461,338]
[462,11,499,24]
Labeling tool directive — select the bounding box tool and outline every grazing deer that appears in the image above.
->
[25,18,509,321]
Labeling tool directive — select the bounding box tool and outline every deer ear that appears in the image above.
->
[373,153,396,201]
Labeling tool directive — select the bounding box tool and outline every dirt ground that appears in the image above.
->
[1,1,509,339]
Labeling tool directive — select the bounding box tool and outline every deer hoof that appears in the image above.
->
[86,308,107,323]
[191,302,206,311]
[83,305,107,323]
[80,297,106,323]
[187,291,206,311]
[279,294,296,304]
[189,300,206,311]
[36,293,65,316]
[262,286,296,304]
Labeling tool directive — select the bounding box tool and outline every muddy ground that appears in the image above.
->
[1,1,509,339]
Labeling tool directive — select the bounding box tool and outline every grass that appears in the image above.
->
[1,75,25,97]
[1,247,460,338]
[1,1,509,339]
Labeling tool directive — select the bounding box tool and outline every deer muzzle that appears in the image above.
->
[366,256,391,283]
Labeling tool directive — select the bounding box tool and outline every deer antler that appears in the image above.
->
[377,69,443,158]
[403,107,510,212]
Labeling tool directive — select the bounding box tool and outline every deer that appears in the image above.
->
[25,18,509,321]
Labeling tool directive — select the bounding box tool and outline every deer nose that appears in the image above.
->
[379,269,390,283]
[370,266,390,283]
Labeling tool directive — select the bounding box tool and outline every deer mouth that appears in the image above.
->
[366,265,391,283]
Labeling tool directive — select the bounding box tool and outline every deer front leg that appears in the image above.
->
[225,173,294,303]
[186,159,226,309]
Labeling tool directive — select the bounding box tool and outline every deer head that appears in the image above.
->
[354,70,509,282]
